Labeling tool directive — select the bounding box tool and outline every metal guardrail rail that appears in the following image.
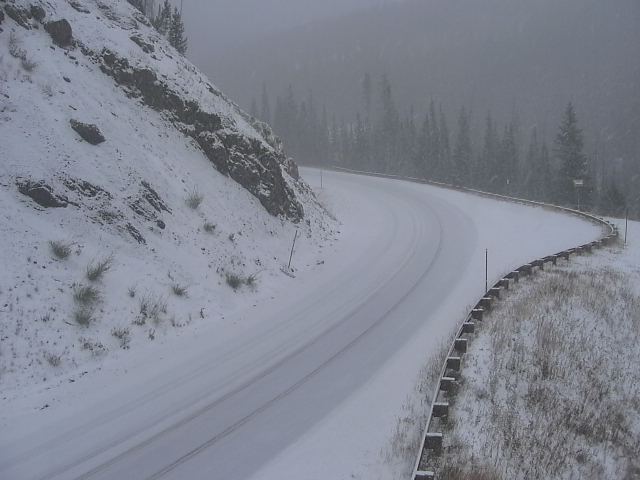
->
[323,166,618,479]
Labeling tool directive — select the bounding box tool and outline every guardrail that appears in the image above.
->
[323,166,618,479]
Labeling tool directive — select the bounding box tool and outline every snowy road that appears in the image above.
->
[0,170,601,480]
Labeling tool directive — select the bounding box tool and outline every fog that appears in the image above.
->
[179,0,391,66]
[174,0,639,216]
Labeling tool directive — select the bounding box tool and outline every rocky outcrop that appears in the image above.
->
[96,49,304,221]
[4,4,31,29]
[45,19,73,47]
[17,179,68,208]
[30,5,45,22]
[130,35,154,54]
[70,119,105,145]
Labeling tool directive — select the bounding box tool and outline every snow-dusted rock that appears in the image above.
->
[44,18,73,47]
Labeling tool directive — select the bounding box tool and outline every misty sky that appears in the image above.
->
[178,0,390,65]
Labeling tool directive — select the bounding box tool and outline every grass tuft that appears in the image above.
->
[136,294,167,326]
[203,221,216,233]
[49,240,72,260]
[225,272,243,291]
[185,189,203,209]
[86,255,113,282]
[44,352,62,367]
[171,283,188,297]
[73,308,94,327]
[111,327,131,349]
[73,285,100,306]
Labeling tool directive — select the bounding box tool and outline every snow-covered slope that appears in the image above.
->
[0,0,335,390]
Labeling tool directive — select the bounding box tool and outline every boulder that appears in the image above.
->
[30,5,45,22]
[70,119,105,145]
[44,19,73,47]
[4,4,31,29]
[17,180,68,208]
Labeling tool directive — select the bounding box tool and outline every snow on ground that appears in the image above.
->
[432,219,640,479]
[0,0,334,396]
[248,171,604,480]
[0,169,602,480]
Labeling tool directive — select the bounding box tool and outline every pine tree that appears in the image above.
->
[169,6,188,54]
[428,100,441,180]
[479,113,499,189]
[601,180,626,216]
[250,98,258,118]
[439,107,451,181]
[554,102,590,206]
[153,0,171,36]
[362,72,372,123]
[453,107,472,185]
[501,122,519,194]
[260,84,271,124]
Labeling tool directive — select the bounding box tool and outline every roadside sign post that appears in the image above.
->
[485,249,488,293]
[288,230,299,270]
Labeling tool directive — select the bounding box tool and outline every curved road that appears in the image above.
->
[0,170,600,480]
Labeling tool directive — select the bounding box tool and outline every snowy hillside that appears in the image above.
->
[0,0,335,390]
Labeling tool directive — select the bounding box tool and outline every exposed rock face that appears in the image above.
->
[130,35,154,54]
[17,180,68,208]
[4,4,31,29]
[44,19,73,47]
[96,49,304,221]
[30,5,45,22]
[70,119,105,145]
[69,1,90,14]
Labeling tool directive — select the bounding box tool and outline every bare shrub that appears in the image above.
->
[49,240,72,260]
[73,284,100,306]
[44,352,62,367]
[225,272,243,290]
[245,273,258,288]
[79,337,107,356]
[73,308,94,327]
[86,255,113,281]
[203,221,216,233]
[111,327,131,349]
[136,294,167,325]
[185,189,203,209]
[171,283,188,297]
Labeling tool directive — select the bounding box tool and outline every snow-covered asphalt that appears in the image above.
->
[0,169,601,480]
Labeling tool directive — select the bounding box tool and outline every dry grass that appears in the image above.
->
[171,283,188,297]
[383,329,458,477]
[111,327,131,349]
[135,294,167,326]
[185,189,203,209]
[73,285,101,306]
[436,258,640,479]
[86,255,114,282]
[49,240,72,260]
[73,308,94,327]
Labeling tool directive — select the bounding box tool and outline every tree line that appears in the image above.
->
[251,75,627,216]
[128,0,188,55]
